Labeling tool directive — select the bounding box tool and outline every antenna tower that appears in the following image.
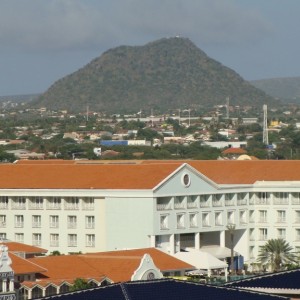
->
[263,104,269,145]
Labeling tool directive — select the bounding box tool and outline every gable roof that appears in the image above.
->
[4,160,300,188]
[0,163,182,189]
[2,241,47,254]
[28,248,193,283]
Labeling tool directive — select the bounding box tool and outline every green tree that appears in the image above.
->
[258,239,297,272]
[70,278,92,291]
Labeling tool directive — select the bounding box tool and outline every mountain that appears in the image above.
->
[32,37,277,113]
[251,77,300,102]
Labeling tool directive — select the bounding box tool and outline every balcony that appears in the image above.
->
[225,199,235,206]
[64,204,79,210]
[11,203,26,210]
[157,204,171,211]
[29,203,44,210]
[277,217,286,223]
[86,241,95,247]
[47,203,61,210]
[50,222,59,228]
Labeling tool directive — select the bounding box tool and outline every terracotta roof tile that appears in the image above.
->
[28,248,193,283]
[0,163,181,189]
[3,241,47,254]
[9,253,47,274]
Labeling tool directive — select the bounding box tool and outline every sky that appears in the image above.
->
[1,0,300,96]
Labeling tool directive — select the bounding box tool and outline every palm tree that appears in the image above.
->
[258,239,297,272]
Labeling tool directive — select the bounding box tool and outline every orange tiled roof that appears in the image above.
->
[2,160,300,187]
[9,252,47,275]
[222,148,247,154]
[0,163,181,189]
[28,248,193,283]
[187,160,300,184]
[3,241,47,254]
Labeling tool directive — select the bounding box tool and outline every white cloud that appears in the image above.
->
[0,0,273,52]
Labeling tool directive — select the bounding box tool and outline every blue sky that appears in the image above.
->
[1,0,300,95]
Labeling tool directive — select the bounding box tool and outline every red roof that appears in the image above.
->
[222,148,247,154]
[28,248,193,283]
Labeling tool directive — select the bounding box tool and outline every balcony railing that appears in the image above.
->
[50,240,59,247]
[259,235,268,241]
[68,241,77,247]
[64,204,79,210]
[33,240,42,246]
[15,222,24,228]
[0,203,8,209]
[86,241,95,247]
[225,199,235,206]
[50,222,59,228]
[47,203,61,210]
[32,222,41,228]
[157,204,171,211]
[273,198,289,205]
[11,203,26,210]
[200,201,210,208]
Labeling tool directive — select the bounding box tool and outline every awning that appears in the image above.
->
[200,245,238,259]
[174,249,228,270]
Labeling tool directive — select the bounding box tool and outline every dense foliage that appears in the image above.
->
[258,239,297,272]
[32,37,276,114]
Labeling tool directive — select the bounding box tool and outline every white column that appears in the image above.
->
[220,230,226,247]
[195,232,200,250]
[150,235,156,247]
[2,279,7,292]
[9,279,14,292]
[169,234,175,255]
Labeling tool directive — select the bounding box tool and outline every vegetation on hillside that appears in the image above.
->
[32,37,276,113]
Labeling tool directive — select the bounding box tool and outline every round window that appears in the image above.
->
[182,173,191,187]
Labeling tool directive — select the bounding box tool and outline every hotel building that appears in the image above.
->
[0,160,300,265]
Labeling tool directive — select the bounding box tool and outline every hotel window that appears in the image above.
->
[15,215,24,228]
[187,196,198,209]
[189,213,198,228]
[160,215,169,230]
[202,213,210,227]
[49,215,59,228]
[277,210,286,223]
[259,228,268,241]
[176,214,185,229]
[0,233,6,240]
[12,197,26,209]
[227,211,235,224]
[0,197,8,209]
[65,197,80,210]
[85,216,95,229]
[47,197,61,210]
[249,246,255,258]
[82,197,95,210]
[86,234,95,247]
[200,195,210,208]
[67,216,77,229]
[249,228,255,241]
[296,211,300,223]
[50,234,59,247]
[32,215,41,228]
[249,210,255,223]
[259,210,267,223]
[15,233,24,243]
[215,212,222,226]
[277,228,286,239]
[68,234,77,247]
[174,196,185,209]
[29,197,44,209]
[239,210,247,224]
[32,233,42,246]
[0,215,6,228]
[256,192,270,204]
[296,229,300,241]
[273,192,289,205]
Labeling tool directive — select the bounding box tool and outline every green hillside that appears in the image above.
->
[251,77,300,102]
[32,37,276,113]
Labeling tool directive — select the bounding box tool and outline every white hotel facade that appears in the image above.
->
[0,160,300,264]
